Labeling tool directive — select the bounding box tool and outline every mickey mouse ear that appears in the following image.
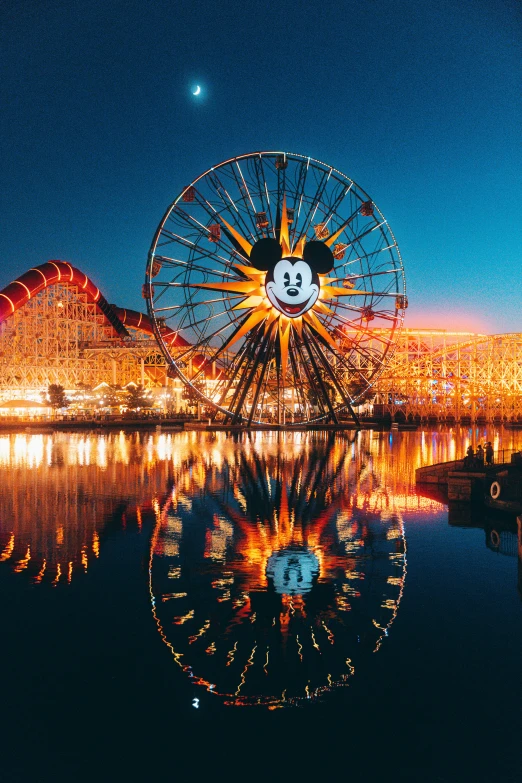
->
[249,238,282,271]
[303,241,334,274]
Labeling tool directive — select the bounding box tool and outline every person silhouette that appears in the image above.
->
[476,444,484,467]
[485,442,494,466]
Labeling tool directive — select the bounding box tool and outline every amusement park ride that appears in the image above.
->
[144,151,407,426]
[1,150,522,424]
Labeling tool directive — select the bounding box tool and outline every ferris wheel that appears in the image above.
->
[144,151,406,425]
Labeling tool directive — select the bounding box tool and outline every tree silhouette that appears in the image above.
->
[103,385,124,409]
[44,384,70,410]
[125,384,151,411]
[181,378,206,413]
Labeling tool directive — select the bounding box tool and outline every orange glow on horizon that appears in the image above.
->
[405,309,491,334]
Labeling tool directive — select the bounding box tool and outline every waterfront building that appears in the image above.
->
[1,261,522,423]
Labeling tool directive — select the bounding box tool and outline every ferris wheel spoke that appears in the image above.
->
[336,244,398,269]
[166,219,249,266]
[340,269,400,282]
[209,177,242,218]
[156,244,236,276]
[223,162,259,241]
[335,290,402,300]
[155,258,240,282]
[179,306,237,337]
[190,311,266,383]
[164,311,247,369]
[294,330,333,421]
[316,184,355,240]
[251,155,275,235]
[332,329,388,369]
[206,167,259,244]
[333,316,395,349]
[246,325,279,422]
[295,168,331,240]
[316,308,389,351]
[331,299,399,324]
[235,160,259,214]
[288,339,310,416]
[224,327,267,422]
[247,337,274,425]
[186,307,248,347]
[153,294,244,315]
[288,159,309,246]
[341,220,386,253]
[232,321,278,422]
[157,233,243,272]
[305,326,359,413]
[213,347,254,410]
[310,325,377,386]
[209,344,251,409]
[166,206,216,239]
[275,166,288,232]
[185,188,224,226]
[147,151,405,424]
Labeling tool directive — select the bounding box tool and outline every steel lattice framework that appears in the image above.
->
[0,262,183,398]
[373,329,522,422]
[145,150,407,427]
[1,265,521,422]
[0,282,167,392]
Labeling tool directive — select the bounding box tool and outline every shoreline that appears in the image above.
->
[0,417,404,433]
[2,418,521,434]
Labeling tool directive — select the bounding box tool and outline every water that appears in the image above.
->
[0,428,521,782]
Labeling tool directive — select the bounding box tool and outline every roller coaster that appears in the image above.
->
[1,261,521,422]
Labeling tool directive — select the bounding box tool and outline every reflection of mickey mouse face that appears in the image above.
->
[249,237,334,319]
[266,259,319,317]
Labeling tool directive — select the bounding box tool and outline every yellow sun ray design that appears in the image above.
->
[279,318,292,378]
[190,198,373,355]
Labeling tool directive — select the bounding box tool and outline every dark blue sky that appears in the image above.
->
[1,0,520,333]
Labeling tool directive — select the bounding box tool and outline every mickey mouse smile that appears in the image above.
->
[264,256,321,318]
[267,277,318,317]
[271,293,314,316]
[207,212,337,321]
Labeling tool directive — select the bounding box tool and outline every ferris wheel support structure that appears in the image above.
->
[145,151,406,427]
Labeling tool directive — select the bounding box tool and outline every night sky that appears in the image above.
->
[1,0,520,333]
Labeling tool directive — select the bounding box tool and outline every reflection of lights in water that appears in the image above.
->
[266,547,319,595]
[1,426,520,597]
[150,436,409,707]
[0,433,183,585]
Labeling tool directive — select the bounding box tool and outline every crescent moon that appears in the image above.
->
[193,85,201,96]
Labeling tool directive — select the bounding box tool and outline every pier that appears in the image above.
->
[416,451,522,510]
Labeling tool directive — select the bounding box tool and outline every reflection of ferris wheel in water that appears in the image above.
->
[149,434,407,708]
[145,152,407,425]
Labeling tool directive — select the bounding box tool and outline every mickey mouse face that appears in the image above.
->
[266,259,319,317]
[249,237,334,319]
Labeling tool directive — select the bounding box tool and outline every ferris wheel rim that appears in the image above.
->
[145,151,406,425]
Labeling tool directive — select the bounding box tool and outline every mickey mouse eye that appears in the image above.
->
[284,272,291,287]
[295,272,302,287]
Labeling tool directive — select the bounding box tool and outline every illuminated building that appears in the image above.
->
[0,261,192,412]
[1,264,522,422]
[373,329,522,423]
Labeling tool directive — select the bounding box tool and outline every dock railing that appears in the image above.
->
[493,448,521,466]
[458,448,521,471]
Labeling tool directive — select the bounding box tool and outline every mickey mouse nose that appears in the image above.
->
[286,288,299,297]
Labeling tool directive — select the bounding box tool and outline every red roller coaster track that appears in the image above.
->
[0,260,189,348]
